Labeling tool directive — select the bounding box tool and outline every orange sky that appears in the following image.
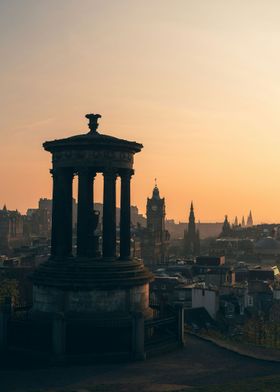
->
[1,1,280,223]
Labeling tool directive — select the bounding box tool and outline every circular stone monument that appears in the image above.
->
[32,114,153,320]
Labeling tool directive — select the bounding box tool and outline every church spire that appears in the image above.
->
[247,210,253,227]
[189,201,195,226]
[184,202,200,256]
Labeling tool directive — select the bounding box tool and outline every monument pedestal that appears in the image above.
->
[32,257,153,319]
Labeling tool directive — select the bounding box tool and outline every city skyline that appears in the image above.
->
[0,196,258,226]
[2,1,280,222]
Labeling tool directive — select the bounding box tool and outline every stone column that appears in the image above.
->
[51,168,73,259]
[77,169,95,257]
[120,169,133,260]
[102,170,117,259]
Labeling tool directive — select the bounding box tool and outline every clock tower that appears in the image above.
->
[147,184,165,235]
[138,183,170,267]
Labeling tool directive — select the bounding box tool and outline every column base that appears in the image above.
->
[32,257,153,289]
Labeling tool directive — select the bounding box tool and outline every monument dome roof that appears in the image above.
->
[43,132,143,153]
[43,114,142,153]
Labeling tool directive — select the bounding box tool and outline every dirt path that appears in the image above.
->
[1,335,280,392]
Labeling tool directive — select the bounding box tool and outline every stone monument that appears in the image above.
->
[31,114,153,358]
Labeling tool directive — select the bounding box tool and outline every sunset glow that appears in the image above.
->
[1,1,280,222]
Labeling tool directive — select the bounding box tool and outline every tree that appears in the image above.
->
[0,279,19,305]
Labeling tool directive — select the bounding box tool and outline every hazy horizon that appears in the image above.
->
[1,1,280,223]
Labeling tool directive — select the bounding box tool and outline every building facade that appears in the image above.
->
[0,206,24,253]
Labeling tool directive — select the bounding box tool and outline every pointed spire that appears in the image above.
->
[184,202,199,256]
[189,201,195,221]
[3,204,7,211]
[188,201,196,235]
[242,216,245,227]
[247,210,253,227]
[152,179,160,199]
[234,216,238,227]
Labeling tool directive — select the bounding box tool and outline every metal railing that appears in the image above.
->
[145,313,178,349]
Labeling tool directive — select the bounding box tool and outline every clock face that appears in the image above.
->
[151,205,158,211]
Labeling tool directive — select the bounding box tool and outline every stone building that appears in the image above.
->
[192,286,219,320]
[38,198,52,212]
[150,275,192,309]
[38,197,78,231]
[25,207,51,239]
[0,205,24,253]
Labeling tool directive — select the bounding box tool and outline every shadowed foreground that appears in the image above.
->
[1,335,280,392]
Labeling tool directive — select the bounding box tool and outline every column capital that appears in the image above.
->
[103,169,118,179]
[77,167,97,177]
[119,169,134,178]
[50,167,74,178]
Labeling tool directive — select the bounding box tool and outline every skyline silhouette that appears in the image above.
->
[1,1,280,222]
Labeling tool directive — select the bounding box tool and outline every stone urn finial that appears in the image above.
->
[85,113,102,134]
